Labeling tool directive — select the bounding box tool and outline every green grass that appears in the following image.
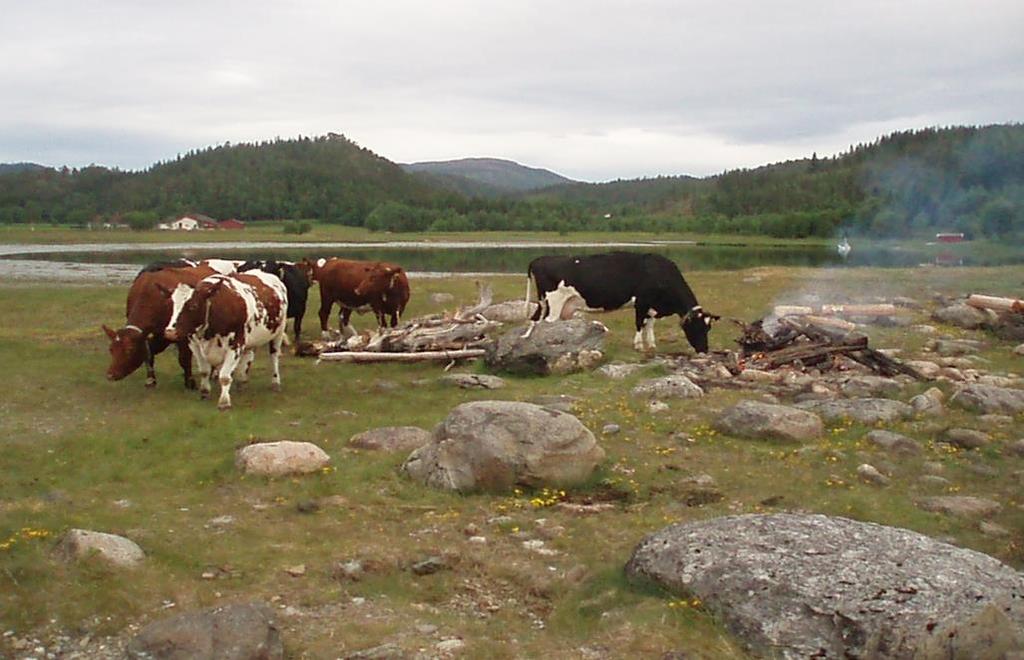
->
[1,265,1023,657]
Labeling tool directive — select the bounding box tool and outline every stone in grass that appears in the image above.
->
[235,441,330,477]
[402,400,604,493]
[1005,440,1024,457]
[631,374,704,400]
[55,529,145,568]
[918,496,1002,519]
[713,400,823,443]
[349,426,433,453]
[939,428,991,450]
[596,362,646,380]
[949,384,1024,415]
[794,398,913,425]
[625,513,1024,659]
[864,430,922,454]
[438,373,506,390]
[857,463,890,486]
[126,602,283,660]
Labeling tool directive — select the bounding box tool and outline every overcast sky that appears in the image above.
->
[2,1,1021,181]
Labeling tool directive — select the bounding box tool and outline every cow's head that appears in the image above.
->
[354,264,403,297]
[297,258,325,283]
[102,324,148,380]
[680,306,720,354]
[164,279,222,342]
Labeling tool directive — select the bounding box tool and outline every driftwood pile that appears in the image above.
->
[302,282,500,364]
[732,315,926,379]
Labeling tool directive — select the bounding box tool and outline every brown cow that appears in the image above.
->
[301,258,410,338]
[102,263,218,387]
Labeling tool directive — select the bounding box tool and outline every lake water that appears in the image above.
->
[0,240,1017,283]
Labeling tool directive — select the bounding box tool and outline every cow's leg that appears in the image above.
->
[143,336,161,387]
[193,345,212,399]
[643,315,657,350]
[176,341,196,389]
[319,297,333,340]
[269,335,284,392]
[340,308,356,338]
[216,349,243,411]
[293,312,303,344]
[633,308,648,351]
[234,350,255,385]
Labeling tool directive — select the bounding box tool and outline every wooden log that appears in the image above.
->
[317,349,486,364]
[773,305,813,317]
[801,315,857,332]
[966,294,1024,314]
[819,303,898,317]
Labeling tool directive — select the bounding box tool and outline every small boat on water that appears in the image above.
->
[837,237,851,257]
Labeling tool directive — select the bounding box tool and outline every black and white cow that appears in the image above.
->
[238,260,311,342]
[525,251,719,352]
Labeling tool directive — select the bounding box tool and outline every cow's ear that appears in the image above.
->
[155,283,172,297]
[102,324,117,340]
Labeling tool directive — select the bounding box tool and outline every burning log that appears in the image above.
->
[966,294,1024,314]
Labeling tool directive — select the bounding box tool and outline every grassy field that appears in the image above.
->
[1,264,1023,657]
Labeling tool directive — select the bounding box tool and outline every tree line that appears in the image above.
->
[1,125,1021,238]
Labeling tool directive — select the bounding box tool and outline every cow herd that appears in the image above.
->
[102,251,716,410]
[102,257,410,409]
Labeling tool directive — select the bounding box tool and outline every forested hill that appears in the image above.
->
[402,158,573,197]
[530,124,1024,238]
[0,134,449,226]
[0,162,47,175]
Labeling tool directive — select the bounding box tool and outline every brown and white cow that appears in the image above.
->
[300,258,410,339]
[102,262,220,388]
[164,271,288,410]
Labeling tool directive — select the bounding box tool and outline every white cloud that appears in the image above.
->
[1,0,1021,179]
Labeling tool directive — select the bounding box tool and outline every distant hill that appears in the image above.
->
[402,158,574,197]
[0,162,49,176]
[0,134,448,225]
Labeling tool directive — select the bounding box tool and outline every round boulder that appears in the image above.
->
[235,441,330,477]
[931,303,992,329]
[713,400,823,443]
[794,397,913,424]
[626,513,1024,659]
[127,602,283,660]
[402,400,604,493]
[949,383,1024,415]
[56,529,145,568]
[484,318,607,376]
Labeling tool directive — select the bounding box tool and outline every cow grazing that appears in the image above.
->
[301,258,410,339]
[103,262,219,387]
[525,252,719,353]
[164,271,288,410]
[238,260,311,342]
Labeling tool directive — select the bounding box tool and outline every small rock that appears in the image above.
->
[416,624,439,635]
[439,373,506,390]
[856,464,890,486]
[207,515,236,526]
[632,375,704,399]
[940,428,991,450]
[979,521,1010,538]
[1005,440,1024,457]
[345,643,404,659]
[648,400,669,413]
[284,564,306,577]
[296,500,320,514]
[331,560,364,582]
[411,556,450,576]
[55,529,145,568]
[714,400,824,443]
[530,394,580,413]
[602,424,621,436]
[864,430,922,454]
[462,523,480,537]
[918,475,951,487]
[596,362,645,379]
[349,426,433,453]
[235,441,330,477]
[917,496,1002,518]
[1014,343,1024,356]
[978,414,1013,427]
[435,638,466,654]
[467,536,487,544]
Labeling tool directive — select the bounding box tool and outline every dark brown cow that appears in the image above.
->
[102,263,218,387]
[301,258,410,338]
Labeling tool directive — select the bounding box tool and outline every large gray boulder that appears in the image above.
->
[839,375,902,398]
[484,318,607,375]
[630,375,704,400]
[794,398,913,424]
[402,400,604,493]
[864,430,922,454]
[127,602,283,659]
[714,401,823,443]
[949,383,1024,415]
[55,529,145,568]
[349,426,432,453]
[932,303,992,329]
[626,513,1024,659]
